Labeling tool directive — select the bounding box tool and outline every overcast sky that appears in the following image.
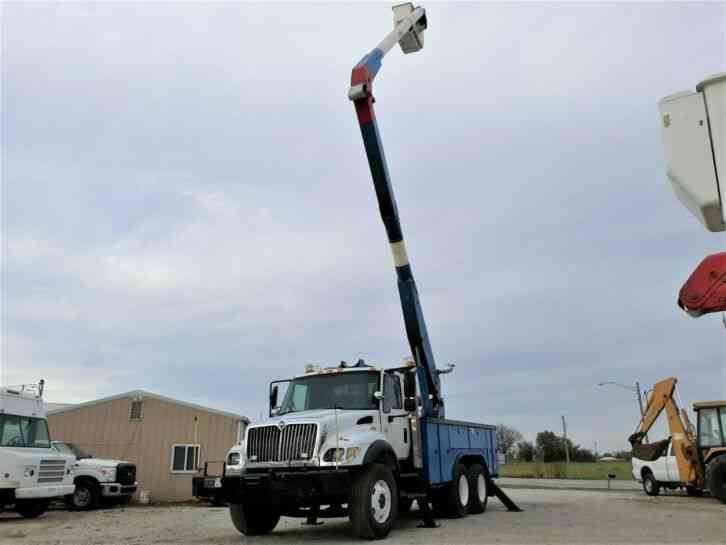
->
[2,2,725,453]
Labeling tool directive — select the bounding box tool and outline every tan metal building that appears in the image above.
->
[47,390,248,502]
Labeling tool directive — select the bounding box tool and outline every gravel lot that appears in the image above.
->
[1,488,724,544]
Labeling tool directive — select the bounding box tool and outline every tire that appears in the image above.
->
[466,464,488,514]
[229,503,280,535]
[642,472,660,497]
[685,486,702,497]
[15,499,49,519]
[441,463,469,518]
[211,496,226,507]
[398,497,414,513]
[70,480,100,510]
[705,455,726,504]
[349,463,398,539]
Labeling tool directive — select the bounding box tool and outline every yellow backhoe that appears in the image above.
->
[629,377,726,502]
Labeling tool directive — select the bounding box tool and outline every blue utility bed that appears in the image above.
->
[421,418,498,485]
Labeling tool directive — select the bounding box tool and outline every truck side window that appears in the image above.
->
[383,374,402,413]
[699,408,722,447]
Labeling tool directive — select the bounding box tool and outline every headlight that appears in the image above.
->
[323,448,345,462]
[345,447,361,463]
[23,467,36,478]
[323,447,361,463]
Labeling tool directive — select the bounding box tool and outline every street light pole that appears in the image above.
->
[597,381,645,418]
[635,381,645,419]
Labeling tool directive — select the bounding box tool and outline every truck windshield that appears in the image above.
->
[278,372,380,414]
[0,414,51,448]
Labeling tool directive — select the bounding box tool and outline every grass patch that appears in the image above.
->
[499,461,632,480]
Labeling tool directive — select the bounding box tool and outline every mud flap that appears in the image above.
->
[489,480,522,512]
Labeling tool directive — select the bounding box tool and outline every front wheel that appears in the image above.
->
[642,473,660,497]
[229,503,280,535]
[705,455,726,503]
[467,464,488,514]
[349,463,398,539]
[15,499,49,519]
[69,481,100,510]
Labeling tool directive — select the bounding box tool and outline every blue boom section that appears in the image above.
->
[356,116,443,418]
[421,419,498,484]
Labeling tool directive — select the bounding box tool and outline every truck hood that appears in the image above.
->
[75,458,131,468]
[7,448,75,466]
[254,409,380,444]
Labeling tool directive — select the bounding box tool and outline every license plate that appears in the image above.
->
[204,478,221,488]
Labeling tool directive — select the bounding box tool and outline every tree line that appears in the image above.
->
[496,424,632,463]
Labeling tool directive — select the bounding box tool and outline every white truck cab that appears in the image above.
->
[52,441,138,510]
[0,382,75,518]
[253,362,413,472]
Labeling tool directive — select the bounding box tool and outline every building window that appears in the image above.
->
[170,444,200,473]
[129,400,143,421]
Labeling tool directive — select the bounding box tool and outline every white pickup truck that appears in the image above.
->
[52,441,138,510]
[632,440,696,496]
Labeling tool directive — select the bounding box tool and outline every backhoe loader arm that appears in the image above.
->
[629,377,702,486]
[630,377,678,440]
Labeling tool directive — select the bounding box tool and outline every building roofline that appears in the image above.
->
[46,389,249,423]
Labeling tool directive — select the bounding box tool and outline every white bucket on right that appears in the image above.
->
[138,490,150,504]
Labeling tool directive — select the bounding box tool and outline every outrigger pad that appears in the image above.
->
[416,498,439,529]
[490,480,522,512]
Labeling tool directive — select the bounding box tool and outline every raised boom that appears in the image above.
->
[347,5,444,418]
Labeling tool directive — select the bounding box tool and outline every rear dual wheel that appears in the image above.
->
[466,464,489,514]
[435,463,469,518]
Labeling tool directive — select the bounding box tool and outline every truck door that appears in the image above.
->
[382,373,410,460]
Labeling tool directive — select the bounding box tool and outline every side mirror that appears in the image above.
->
[403,371,416,399]
[404,398,417,413]
[373,390,384,402]
[269,385,279,416]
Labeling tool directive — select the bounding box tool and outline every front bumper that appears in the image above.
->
[192,476,223,499]
[101,482,137,497]
[15,484,75,499]
[222,468,351,506]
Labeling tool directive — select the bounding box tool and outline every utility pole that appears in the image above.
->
[561,415,570,475]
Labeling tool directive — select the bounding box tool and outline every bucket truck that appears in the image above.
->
[220,4,519,539]
[629,377,726,502]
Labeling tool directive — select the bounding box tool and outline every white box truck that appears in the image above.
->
[0,381,76,518]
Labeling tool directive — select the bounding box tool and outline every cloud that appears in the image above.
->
[2,2,725,451]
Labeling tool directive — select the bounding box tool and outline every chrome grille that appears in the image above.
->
[38,459,66,483]
[247,423,317,463]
